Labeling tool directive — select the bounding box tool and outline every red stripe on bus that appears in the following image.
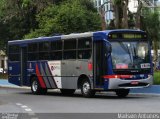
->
[36,64,46,88]
[103,75,133,79]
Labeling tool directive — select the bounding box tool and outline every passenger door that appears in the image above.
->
[93,40,108,87]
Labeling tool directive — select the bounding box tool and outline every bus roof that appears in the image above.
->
[8,29,146,45]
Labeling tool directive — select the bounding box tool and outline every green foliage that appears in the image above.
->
[0,0,99,48]
[25,0,101,38]
[142,9,160,39]
[0,73,8,79]
[153,71,160,85]
[112,0,122,5]
[142,8,160,70]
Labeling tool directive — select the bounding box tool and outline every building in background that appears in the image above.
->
[92,0,158,24]
[0,50,7,73]
[92,0,113,26]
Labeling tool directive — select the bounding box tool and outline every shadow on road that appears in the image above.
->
[16,90,149,100]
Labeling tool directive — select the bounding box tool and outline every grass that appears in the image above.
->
[0,73,8,79]
[153,71,160,85]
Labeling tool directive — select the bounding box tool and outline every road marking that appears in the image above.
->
[21,105,28,108]
[25,108,32,112]
[16,103,22,106]
[16,102,38,118]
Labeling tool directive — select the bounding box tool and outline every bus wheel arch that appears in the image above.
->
[77,75,95,98]
[30,74,37,86]
[77,75,93,89]
[30,75,47,95]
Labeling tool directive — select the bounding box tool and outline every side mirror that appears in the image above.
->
[106,43,112,53]
[108,44,112,53]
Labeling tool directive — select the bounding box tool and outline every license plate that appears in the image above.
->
[131,81,139,85]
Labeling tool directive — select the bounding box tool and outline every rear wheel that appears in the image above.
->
[60,89,75,95]
[116,89,130,98]
[81,79,95,98]
[31,77,47,95]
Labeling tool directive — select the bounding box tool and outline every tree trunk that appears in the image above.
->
[153,38,158,71]
[122,0,128,28]
[135,0,142,29]
[114,5,120,28]
[100,8,107,30]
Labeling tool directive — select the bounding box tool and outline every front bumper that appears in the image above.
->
[106,75,153,89]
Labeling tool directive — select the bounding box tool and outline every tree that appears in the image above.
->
[25,0,101,38]
[135,0,143,29]
[142,8,160,70]
[112,0,122,28]
[0,0,60,49]
[112,0,129,29]
[122,0,129,28]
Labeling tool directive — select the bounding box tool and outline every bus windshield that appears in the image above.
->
[111,41,150,70]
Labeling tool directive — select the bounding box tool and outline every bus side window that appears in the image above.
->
[78,37,92,59]
[50,51,62,60]
[63,51,76,59]
[51,40,62,51]
[39,42,50,51]
[64,39,76,50]
[8,45,20,61]
[50,41,62,60]
[63,39,76,60]
[78,50,91,59]
[78,37,92,49]
[28,43,38,61]
[38,42,50,60]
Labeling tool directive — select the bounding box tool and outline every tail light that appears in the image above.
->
[88,62,93,71]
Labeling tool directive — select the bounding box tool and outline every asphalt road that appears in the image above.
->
[0,87,160,119]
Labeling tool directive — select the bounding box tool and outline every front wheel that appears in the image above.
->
[81,80,95,98]
[31,77,47,95]
[115,89,130,98]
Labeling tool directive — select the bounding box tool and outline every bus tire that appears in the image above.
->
[81,79,95,98]
[31,77,47,95]
[115,89,130,98]
[60,89,75,95]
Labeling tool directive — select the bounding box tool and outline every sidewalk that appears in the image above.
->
[130,85,160,94]
[0,79,17,87]
[0,79,29,89]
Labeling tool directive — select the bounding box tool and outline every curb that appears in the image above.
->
[0,85,30,89]
[129,93,160,97]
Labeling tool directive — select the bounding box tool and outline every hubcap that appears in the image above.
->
[32,81,38,92]
[83,82,90,94]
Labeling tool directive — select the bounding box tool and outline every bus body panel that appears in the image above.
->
[8,29,153,92]
[8,62,21,85]
[26,60,93,89]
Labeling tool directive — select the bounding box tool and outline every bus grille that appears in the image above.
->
[118,83,148,87]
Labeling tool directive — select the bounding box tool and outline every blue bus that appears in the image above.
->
[8,29,153,97]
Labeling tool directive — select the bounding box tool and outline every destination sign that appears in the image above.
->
[108,33,147,39]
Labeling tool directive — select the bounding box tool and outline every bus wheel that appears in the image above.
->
[60,89,75,95]
[31,77,47,95]
[81,79,95,98]
[115,89,130,98]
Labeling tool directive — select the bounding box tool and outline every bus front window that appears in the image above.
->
[111,41,150,70]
